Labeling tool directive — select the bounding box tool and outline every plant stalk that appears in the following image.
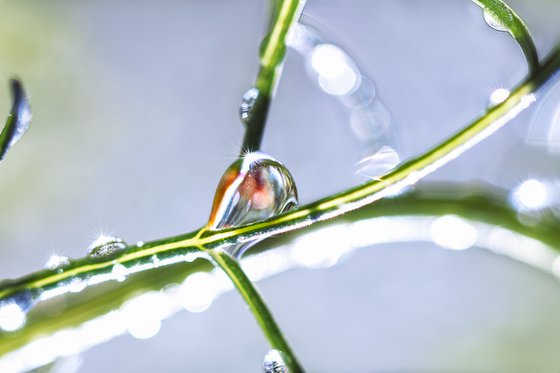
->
[241,0,305,153]
[208,249,304,372]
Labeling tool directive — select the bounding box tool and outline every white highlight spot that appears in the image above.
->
[430,215,478,250]
[121,292,171,339]
[0,302,26,332]
[310,44,359,95]
[44,254,70,270]
[489,88,510,106]
[290,225,351,268]
[111,263,128,283]
[178,272,220,313]
[512,179,549,210]
[355,145,400,179]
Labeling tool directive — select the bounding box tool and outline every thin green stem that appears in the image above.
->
[1,44,560,305]
[204,43,560,249]
[208,249,303,372]
[2,183,559,359]
[241,0,305,152]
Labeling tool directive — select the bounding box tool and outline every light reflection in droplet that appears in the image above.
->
[88,235,127,258]
[262,349,288,373]
[430,215,478,250]
[207,151,298,259]
[239,88,260,126]
[482,9,508,32]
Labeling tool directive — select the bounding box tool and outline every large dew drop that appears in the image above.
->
[207,152,298,258]
[88,235,127,258]
[262,349,289,373]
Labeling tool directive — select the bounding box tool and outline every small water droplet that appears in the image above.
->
[0,291,35,332]
[262,349,289,373]
[136,241,145,248]
[488,88,510,106]
[45,254,70,270]
[239,88,259,126]
[88,235,127,258]
[482,9,509,32]
[0,80,32,162]
[207,152,298,258]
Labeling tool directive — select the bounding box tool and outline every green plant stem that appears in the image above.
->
[2,183,559,358]
[1,44,560,305]
[208,249,303,372]
[204,43,560,249]
[472,0,539,72]
[242,0,305,152]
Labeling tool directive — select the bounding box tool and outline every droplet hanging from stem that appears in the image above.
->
[0,79,32,163]
[207,151,298,258]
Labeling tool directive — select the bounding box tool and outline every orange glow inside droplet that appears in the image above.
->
[207,167,240,227]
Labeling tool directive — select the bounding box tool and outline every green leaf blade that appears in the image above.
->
[472,0,539,72]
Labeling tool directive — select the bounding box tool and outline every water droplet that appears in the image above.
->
[488,88,510,106]
[0,79,32,162]
[207,152,298,258]
[68,278,87,293]
[482,9,509,32]
[45,254,70,270]
[239,88,259,126]
[88,235,127,258]
[136,241,145,248]
[262,349,289,373]
[0,291,35,332]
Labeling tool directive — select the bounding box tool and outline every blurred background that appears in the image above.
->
[1,0,560,371]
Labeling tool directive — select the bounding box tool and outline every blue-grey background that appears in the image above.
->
[1,0,560,371]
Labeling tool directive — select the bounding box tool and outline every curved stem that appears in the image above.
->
[1,183,558,361]
[1,44,560,304]
[208,249,303,372]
